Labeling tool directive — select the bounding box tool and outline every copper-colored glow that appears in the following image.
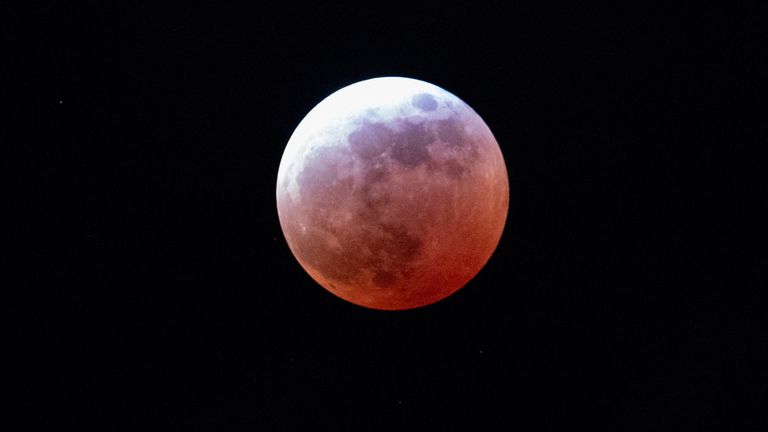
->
[276,77,508,310]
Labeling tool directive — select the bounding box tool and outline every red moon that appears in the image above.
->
[276,77,508,310]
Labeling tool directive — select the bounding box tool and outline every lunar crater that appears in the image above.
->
[348,121,392,160]
[440,159,467,178]
[412,92,438,111]
[347,119,435,168]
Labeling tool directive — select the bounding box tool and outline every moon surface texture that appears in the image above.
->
[276,77,508,310]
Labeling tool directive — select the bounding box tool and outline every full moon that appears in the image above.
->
[276,77,508,310]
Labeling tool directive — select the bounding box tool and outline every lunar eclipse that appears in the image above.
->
[276,77,508,310]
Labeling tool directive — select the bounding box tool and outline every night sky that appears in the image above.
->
[13,2,761,430]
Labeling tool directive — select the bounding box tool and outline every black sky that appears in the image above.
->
[12,1,762,430]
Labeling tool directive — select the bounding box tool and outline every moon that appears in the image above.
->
[276,77,508,310]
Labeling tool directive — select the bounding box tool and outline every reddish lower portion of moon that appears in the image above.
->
[276,78,508,310]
